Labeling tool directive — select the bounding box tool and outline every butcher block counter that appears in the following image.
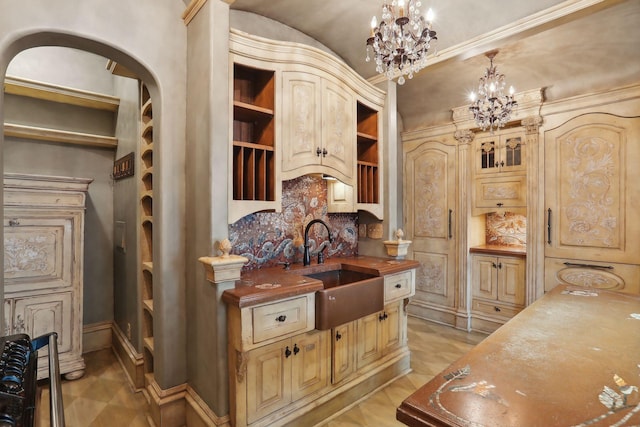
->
[397,284,640,427]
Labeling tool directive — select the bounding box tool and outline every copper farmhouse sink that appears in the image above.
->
[305,269,384,330]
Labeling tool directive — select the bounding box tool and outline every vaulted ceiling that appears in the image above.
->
[229,0,639,131]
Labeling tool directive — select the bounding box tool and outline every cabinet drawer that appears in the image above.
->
[473,175,526,212]
[472,299,522,319]
[544,258,640,294]
[384,270,414,303]
[252,296,310,344]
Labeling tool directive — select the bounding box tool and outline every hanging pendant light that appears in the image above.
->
[366,0,437,85]
[468,51,517,132]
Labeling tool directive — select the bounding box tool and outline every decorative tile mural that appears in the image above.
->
[486,212,526,246]
[229,175,358,270]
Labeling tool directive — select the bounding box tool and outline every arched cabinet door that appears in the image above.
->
[404,140,457,316]
[544,113,640,292]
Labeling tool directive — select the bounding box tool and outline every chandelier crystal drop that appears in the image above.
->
[468,51,517,132]
[365,0,437,85]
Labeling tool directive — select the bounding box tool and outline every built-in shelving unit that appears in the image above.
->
[356,102,379,204]
[139,82,155,384]
[232,64,275,202]
[3,75,119,148]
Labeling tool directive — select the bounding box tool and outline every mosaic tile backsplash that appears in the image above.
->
[486,212,526,246]
[229,175,358,270]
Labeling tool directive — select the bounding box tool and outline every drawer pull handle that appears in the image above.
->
[275,315,287,322]
[563,262,613,270]
[285,346,292,358]
[335,331,342,341]
[496,203,504,208]
[448,209,453,239]
[293,344,300,355]
[395,283,402,289]
[8,219,20,227]
[494,306,501,312]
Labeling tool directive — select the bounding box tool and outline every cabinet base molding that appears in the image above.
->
[470,313,507,334]
[407,302,464,330]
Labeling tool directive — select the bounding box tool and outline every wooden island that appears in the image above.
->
[397,284,640,427]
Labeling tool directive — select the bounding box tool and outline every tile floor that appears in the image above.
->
[37,316,486,427]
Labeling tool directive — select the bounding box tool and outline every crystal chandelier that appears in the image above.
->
[468,51,517,132]
[365,0,437,85]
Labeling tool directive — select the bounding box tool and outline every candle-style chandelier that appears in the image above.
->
[366,0,437,85]
[468,51,517,132]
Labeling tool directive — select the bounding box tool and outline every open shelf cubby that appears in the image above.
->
[357,102,379,204]
[232,63,275,201]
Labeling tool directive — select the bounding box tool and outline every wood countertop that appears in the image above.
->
[396,284,640,427]
[222,256,420,308]
[469,244,526,258]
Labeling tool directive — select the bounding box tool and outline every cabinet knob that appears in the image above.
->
[395,283,402,289]
[293,344,300,355]
[322,148,328,157]
[285,346,292,358]
[275,315,287,322]
[378,312,388,322]
[335,331,342,341]
[496,203,504,207]
[494,306,501,312]
[316,147,322,157]
[492,262,497,269]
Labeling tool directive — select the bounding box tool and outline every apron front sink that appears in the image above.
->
[306,269,384,330]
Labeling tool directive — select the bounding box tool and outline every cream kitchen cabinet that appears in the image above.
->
[246,329,330,425]
[472,175,527,215]
[356,301,404,370]
[404,139,459,327]
[470,254,525,332]
[281,71,355,185]
[331,321,356,384]
[474,128,526,176]
[544,113,640,293]
[471,127,527,215]
[3,173,91,379]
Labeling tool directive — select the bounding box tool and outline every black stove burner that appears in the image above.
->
[0,335,37,427]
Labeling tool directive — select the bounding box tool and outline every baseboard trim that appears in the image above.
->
[112,322,145,390]
[185,386,231,427]
[82,321,112,353]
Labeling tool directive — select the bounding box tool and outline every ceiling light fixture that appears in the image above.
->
[366,0,437,85]
[468,51,517,132]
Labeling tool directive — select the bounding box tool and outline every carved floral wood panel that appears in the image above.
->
[413,252,447,297]
[291,82,315,155]
[414,151,447,239]
[558,129,622,249]
[4,231,57,278]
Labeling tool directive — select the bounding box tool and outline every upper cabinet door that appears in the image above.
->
[321,78,354,182]
[474,128,526,176]
[281,71,322,172]
[544,113,640,264]
[281,71,355,185]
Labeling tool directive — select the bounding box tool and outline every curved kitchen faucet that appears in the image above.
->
[303,219,333,266]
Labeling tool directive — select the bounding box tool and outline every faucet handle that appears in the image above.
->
[278,261,291,270]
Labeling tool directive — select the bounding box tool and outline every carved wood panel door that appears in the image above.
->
[544,113,640,264]
[281,71,322,173]
[405,141,457,311]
